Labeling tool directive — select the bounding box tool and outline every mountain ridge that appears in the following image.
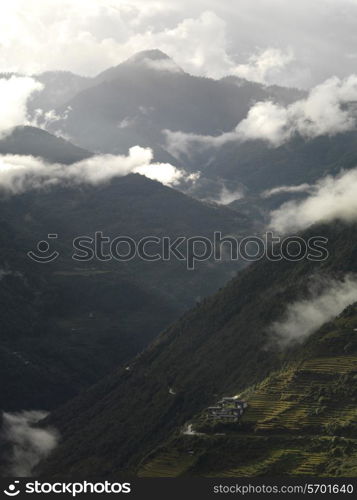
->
[39,220,357,476]
[139,302,357,477]
[0,126,91,164]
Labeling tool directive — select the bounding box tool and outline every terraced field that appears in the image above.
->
[301,356,357,373]
[139,450,197,477]
[137,433,357,477]
[137,309,357,477]
[137,356,357,476]
[208,447,304,477]
[242,355,357,433]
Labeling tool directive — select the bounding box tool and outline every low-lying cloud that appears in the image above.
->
[0,147,199,195]
[270,275,357,347]
[2,410,59,477]
[30,107,72,136]
[262,183,313,198]
[165,75,357,156]
[237,75,357,146]
[232,47,294,85]
[140,57,183,74]
[206,185,244,205]
[0,76,43,138]
[269,167,357,233]
[164,127,237,158]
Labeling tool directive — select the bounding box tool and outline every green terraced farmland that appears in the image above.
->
[137,307,357,477]
[242,355,357,434]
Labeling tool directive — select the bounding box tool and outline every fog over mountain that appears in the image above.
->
[0,76,43,138]
[38,49,303,161]
[270,274,357,347]
[269,167,357,233]
[0,148,193,195]
[2,1,357,89]
[165,75,357,152]
[1,411,58,477]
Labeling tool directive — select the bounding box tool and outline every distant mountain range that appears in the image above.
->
[29,50,303,166]
[25,49,357,207]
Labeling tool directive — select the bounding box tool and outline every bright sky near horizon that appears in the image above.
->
[1,0,357,88]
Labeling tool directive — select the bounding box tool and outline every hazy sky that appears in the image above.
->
[1,0,357,88]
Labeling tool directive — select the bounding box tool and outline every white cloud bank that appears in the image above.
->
[165,75,357,155]
[4,0,357,88]
[2,410,59,477]
[232,48,294,85]
[270,275,357,347]
[0,147,198,195]
[237,75,357,146]
[0,3,295,85]
[0,76,43,138]
[269,168,357,233]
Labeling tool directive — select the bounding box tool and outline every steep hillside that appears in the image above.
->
[40,221,357,476]
[139,304,357,477]
[0,126,91,164]
[0,173,248,411]
[207,131,357,193]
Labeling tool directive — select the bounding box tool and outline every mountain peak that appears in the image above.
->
[122,49,183,74]
[127,49,172,63]
[95,49,183,83]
